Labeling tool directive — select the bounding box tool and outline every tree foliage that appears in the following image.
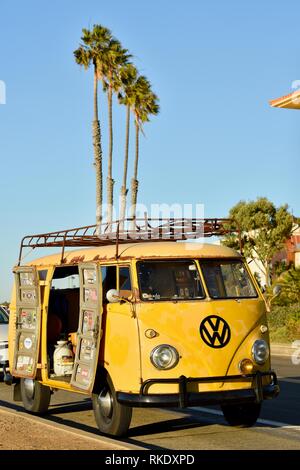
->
[223,197,294,285]
[274,268,300,305]
[268,303,300,341]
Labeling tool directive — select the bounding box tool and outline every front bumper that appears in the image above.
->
[117,371,279,408]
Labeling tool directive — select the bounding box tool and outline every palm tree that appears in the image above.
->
[118,63,139,229]
[74,25,112,232]
[102,40,131,225]
[130,78,160,228]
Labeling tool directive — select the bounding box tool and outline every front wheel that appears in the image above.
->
[92,374,132,437]
[20,378,51,414]
[221,402,261,427]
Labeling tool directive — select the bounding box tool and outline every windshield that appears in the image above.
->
[138,260,205,301]
[0,307,8,324]
[199,259,258,299]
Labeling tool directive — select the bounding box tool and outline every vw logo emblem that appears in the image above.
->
[199,315,231,348]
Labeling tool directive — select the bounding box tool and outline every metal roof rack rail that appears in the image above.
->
[18,216,239,265]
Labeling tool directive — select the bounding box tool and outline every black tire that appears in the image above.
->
[221,402,261,427]
[92,373,132,437]
[20,378,51,414]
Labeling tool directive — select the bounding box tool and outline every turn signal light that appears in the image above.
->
[239,358,254,374]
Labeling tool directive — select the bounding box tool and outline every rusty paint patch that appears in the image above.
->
[69,255,85,263]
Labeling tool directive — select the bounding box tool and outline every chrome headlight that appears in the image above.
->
[150,344,179,370]
[252,339,269,365]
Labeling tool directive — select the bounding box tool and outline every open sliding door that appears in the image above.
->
[12,266,41,378]
[70,263,102,393]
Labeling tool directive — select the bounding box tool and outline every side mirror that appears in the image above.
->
[272,285,282,297]
[106,289,120,303]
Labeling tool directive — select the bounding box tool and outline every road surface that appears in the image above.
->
[0,356,299,450]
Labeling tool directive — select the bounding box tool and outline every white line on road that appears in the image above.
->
[192,406,300,431]
[278,377,300,384]
[272,354,292,358]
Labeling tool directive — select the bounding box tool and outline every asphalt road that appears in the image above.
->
[1,355,300,450]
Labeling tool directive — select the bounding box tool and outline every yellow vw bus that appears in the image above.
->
[7,219,279,436]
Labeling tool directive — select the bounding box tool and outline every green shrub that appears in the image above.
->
[268,303,300,342]
[272,268,300,306]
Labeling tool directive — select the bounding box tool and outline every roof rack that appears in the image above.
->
[18,217,239,265]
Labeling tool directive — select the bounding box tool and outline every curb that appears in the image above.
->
[0,404,144,450]
[271,342,299,357]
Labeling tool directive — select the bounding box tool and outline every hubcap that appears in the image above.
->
[24,379,35,399]
[98,387,113,419]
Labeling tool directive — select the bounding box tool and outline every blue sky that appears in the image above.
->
[0,0,299,300]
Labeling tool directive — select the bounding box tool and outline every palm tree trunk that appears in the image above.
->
[93,67,103,234]
[120,104,130,231]
[130,119,139,230]
[107,81,114,225]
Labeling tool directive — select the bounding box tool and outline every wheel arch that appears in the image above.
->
[92,366,110,395]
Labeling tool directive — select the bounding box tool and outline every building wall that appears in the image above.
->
[247,256,267,287]
[271,225,300,269]
[295,252,300,269]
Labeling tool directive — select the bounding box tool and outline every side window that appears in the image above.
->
[119,267,132,292]
[101,266,117,303]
